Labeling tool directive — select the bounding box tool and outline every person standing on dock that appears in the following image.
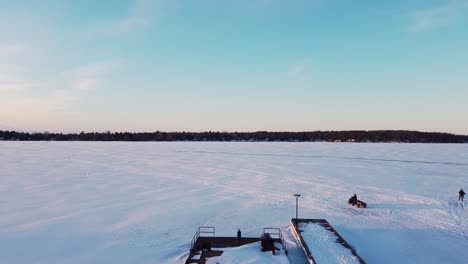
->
[237,229,241,241]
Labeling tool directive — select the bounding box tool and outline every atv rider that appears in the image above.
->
[348,194,358,205]
[460,189,465,202]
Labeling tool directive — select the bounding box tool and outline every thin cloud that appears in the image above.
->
[286,58,312,78]
[0,43,26,57]
[0,43,49,92]
[73,61,120,77]
[69,60,121,91]
[410,1,468,32]
[0,70,46,92]
[0,81,46,92]
[96,0,167,35]
[287,65,305,77]
[76,78,98,91]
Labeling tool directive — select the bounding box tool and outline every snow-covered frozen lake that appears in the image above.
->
[0,142,467,263]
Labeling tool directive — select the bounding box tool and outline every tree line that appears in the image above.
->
[0,130,467,143]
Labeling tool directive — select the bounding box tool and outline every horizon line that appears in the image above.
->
[1,129,467,137]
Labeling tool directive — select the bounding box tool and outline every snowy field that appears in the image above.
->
[0,142,467,264]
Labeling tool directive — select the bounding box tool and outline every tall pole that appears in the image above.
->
[296,196,298,221]
[293,194,301,225]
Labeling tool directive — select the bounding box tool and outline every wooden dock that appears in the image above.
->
[290,219,366,264]
[185,226,286,264]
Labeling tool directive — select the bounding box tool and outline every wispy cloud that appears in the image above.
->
[73,61,120,77]
[0,44,47,92]
[0,42,80,129]
[69,60,121,91]
[287,65,305,77]
[0,78,46,92]
[410,1,468,32]
[75,79,98,91]
[96,0,167,35]
[286,58,312,78]
[0,43,28,70]
[0,43,26,57]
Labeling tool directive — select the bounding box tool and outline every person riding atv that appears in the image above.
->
[348,194,358,206]
[348,194,367,208]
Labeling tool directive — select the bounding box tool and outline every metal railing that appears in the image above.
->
[263,227,288,254]
[190,226,215,250]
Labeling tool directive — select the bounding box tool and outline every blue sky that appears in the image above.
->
[0,0,467,134]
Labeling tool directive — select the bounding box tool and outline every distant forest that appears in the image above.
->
[0,130,467,143]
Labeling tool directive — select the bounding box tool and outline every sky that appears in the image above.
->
[0,0,467,134]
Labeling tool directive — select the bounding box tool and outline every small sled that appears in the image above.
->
[356,200,367,208]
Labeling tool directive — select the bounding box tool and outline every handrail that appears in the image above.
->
[290,220,316,263]
[263,227,288,254]
[190,226,215,250]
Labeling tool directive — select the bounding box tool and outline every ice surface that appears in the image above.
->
[0,142,467,263]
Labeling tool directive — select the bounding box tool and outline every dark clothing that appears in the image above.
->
[460,189,465,201]
[348,194,358,205]
[237,229,241,241]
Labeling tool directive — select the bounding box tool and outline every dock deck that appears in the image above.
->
[290,219,366,264]
[185,226,286,264]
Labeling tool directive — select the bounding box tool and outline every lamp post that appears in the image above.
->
[293,194,301,225]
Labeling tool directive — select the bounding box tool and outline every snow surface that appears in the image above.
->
[205,242,289,264]
[0,142,467,263]
[298,222,360,264]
